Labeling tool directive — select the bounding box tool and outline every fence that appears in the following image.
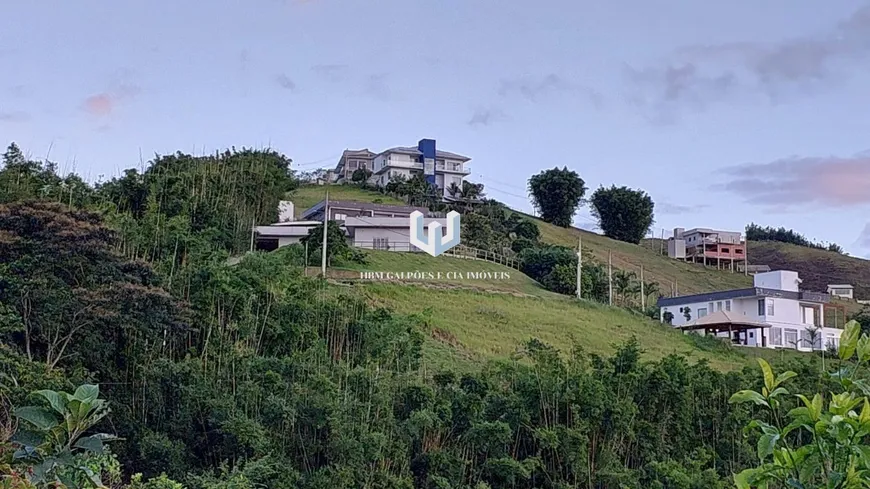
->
[350,241,521,270]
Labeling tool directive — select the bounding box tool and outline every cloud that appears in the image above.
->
[656,201,710,215]
[499,73,602,106]
[714,153,870,209]
[311,64,349,83]
[81,84,140,117]
[468,107,507,127]
[362,74,391,101]
[856,224,870,249]
[274,73,296,91]
[627,5,870,119]
[0,111,29,123]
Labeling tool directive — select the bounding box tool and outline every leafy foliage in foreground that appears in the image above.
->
[731,320,870,488]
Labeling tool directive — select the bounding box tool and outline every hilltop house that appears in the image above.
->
[827,284,855,300]
[254,200,445,253]
[667,227,746,271]
[331,139,471,199]
[658,270,843,352]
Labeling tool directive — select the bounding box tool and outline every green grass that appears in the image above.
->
[290,184,754,296]
[518,212,754,295]
[287,183,835,371]
[288,184,405,217]
[332,250,554,297]
[359,282,811,372]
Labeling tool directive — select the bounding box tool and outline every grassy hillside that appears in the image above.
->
[749,241,870,299]
[289,184,753,296]
[289,184,405,217]
[319,249,806,372]
[332,249,553,297]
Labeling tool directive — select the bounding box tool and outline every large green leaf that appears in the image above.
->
[74,434,104,454]
[757,433,780,461]
[758,358,775,392]
[730,390,769,407]
[73,384,99,403]
[34,389,67,416]
[839,321,861,361]
[14,406,58,431]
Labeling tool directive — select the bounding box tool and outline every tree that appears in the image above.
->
[683,307,692,322]
[512,220,540,241]
[0,202,186,374]
[589,185,655,244]
[301,221,351,264]
[663,311,674,324]
[527,167,586,227]
[351,168,372,183]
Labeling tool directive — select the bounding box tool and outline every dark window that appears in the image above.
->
[758,299,765,316]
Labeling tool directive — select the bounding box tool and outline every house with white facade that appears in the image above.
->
[827,284,855,300]
[330,139,471,198]
[658,271,843,352]
[254,200,446,253]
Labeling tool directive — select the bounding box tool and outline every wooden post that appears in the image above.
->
[576,235,582,300]
[249,216,255,252]
[640,265,645,310]
[608,250,613,306]
[321,190,329,277]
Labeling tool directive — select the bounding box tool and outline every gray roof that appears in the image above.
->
[300,200,428,220]
[378,146,471,162]
[658,287,831,307]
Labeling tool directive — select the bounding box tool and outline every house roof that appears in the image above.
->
[828,284,854,288]
[300,200,429,220]
[678,310,770,331]
[657,287,831,307]
[378,146,471,162]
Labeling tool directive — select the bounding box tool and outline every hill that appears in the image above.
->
[316,249,803,372]
[290,184,753,296]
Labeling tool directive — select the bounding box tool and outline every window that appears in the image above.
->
[784,329,798,349]
[722,247,729,253]
[716,301,723,312]
[334,213,347,221]
[698,308,708,318]
[725,300,731,312]
[767,300,775,316]
[708,302,714,312]
[771,327,782,346]
[373,237,389,250]
[758,299,765,316]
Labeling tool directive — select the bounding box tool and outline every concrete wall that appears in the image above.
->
[668,239,686,258]
[754,271,801,292]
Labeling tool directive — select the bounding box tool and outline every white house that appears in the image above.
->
[827,284,855,300]
[658,271,843,352]
[365,139,471,198]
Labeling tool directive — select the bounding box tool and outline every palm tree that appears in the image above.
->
[613,270,636,305]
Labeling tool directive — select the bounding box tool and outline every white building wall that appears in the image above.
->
[661,295,842,352]
[352,227,415,252]
[754,271,801,292]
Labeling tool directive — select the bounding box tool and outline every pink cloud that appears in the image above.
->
[716,154,870,208]
[82,84,140,117]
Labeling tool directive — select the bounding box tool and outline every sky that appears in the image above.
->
[3,1,870,255]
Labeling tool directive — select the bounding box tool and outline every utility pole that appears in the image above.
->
[249,216,256,252]
[576,235,582,300]
[660,229,665,256]
[608,250,613,306]
[321,190,329,277]
[640,265,645,310]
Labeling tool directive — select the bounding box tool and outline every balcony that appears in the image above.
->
[435,162,470,174]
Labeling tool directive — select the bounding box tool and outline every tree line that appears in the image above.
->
[4,141,870,488]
